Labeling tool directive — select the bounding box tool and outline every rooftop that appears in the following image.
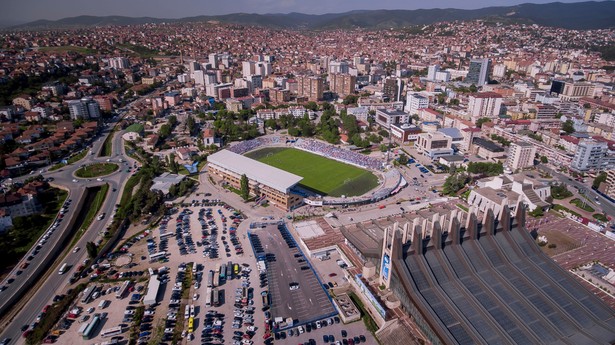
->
[208,149,303,193]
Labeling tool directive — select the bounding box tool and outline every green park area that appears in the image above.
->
[75,163,119,178]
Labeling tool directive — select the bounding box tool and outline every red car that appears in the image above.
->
[328,273,337,277]
[42,305,50,313]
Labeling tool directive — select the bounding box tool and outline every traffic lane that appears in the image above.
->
[546,168,615,218]
[1,184,117,344]
[0,178,123,341]
[0,187,81,307]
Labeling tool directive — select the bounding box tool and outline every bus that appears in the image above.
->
[149,251,167,262]
[100,326,124,338]
[215,263,221,273]
[207,270,214,288]
[227,261,232,277]
[233,264,240,276]
[213,272,219,287]
[159,232,173,240]
[212,288,219,307]
[58,263,69,275]
[220,264,226,279]
[205,287,212,307]
[82,315,100,340]
[188,317,194,333]
[116,280,131,299]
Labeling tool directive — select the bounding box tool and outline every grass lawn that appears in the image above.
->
[245,147,378,197]
[593,213,608,222]
[100,130,115,157]
[570,198,595,212]
[75,163,119,178]
[553,204,582,218]
[69,184,109,249]
[125,123,144,133]
[49,149,88,171]
[537,229,581,257]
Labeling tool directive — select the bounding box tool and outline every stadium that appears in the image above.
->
[340,204,615,345]
[207,136,406,210]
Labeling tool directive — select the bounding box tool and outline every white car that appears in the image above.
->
[192,293,199,301]
[73,247,80,253]
[87,307,95,313]
[247,326,256,332]
[96,178,103,182]
[72,179,78,183]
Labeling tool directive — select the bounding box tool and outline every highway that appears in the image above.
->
[539,165,615,219]
[0,103,141,344]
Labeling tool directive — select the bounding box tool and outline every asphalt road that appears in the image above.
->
[0,107,140,344]
[539,165,615,219]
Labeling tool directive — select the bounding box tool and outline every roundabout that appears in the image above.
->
[74,162,119,178]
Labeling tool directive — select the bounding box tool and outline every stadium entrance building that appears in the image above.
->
[207,150,304,210]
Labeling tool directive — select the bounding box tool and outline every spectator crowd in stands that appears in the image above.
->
[294,139,383,170]
[228,136,383,171]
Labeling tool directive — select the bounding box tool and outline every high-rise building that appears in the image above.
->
[493,64,507,78]
[465,58,491,86]
[383,78,404,102]
[571,139,608,171]
[506,141,536,171]
[189,61,201,74]
[329,73,356,97]
[467,92,503,123]
[109,57,130,69]
[535,104,557,119]
[329,61,349,74]
[601,170,615,200]
[68,97,100,119]
[435,71,450,82]
[242,61,255,78]
[208,53,218,69]
[297,75,323,102]
[427,65,440,81]
[406,93,429,115]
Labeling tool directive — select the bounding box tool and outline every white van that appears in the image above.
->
[98,300,109,309]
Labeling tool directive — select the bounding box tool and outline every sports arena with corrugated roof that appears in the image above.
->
[340,204,615,345]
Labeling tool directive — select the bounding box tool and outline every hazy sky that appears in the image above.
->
[1,0,591,25]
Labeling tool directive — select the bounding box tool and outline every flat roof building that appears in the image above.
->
[207,150,304,210]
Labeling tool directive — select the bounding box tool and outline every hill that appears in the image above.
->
[9,1,615,31]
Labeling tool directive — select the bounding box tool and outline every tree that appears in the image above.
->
[551,183,573,199]
[305,101,318,111]
[159,124,171,138]
[240,174,249,201]
[443,173,470,195]
[168,115,178,127]
[562,120,575,134]
[529,207,544,217]
[466,162,503,176]
[86,241,98,259]
[475,117,491,128]
[540,156,548,164]
[343,94,359,105]
[168,153,179,173]
[593,172,607,189]
[398,154,409,165]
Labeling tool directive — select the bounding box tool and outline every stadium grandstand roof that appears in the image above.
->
[208,149,303,193]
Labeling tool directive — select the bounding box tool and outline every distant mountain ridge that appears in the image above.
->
[8,1,615,31]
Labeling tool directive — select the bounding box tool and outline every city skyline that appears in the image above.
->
[1,0,594,26]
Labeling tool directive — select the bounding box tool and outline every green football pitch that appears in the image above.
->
[245,147,379,197]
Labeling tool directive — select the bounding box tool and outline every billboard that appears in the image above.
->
[381,254,391,282]
[354,274,387,319]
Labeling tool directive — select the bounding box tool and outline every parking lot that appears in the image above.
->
[248,223,337,329]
